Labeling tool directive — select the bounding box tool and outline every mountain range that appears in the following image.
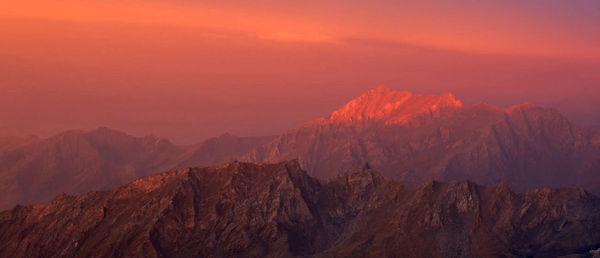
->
[0,86,599,210]
[2,161,600,257]
[245,87,600,192]
[0,128,274,210]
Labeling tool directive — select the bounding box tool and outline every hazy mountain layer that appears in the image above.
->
[0,128,273,210]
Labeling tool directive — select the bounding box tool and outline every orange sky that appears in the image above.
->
[3,0,599,58]
[1,0,599,142]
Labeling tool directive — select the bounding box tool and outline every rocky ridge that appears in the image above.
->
[1,161,600,257]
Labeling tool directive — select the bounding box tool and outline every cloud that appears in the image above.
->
[258,32,336,43]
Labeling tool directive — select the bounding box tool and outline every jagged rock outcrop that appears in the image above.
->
[1,161,600,257]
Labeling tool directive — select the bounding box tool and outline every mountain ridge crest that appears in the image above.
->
[327,86,464,125]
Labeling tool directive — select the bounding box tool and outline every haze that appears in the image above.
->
[1,0,599,143]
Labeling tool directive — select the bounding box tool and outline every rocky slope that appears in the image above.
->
[0,128,273,210]
[244,87,600,193]
[1,161,600,257]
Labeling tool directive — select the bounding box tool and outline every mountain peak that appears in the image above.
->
[369,85,401,95]
[504,102,537,113]
[328,87,463,125]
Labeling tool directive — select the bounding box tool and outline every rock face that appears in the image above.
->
[0,128,273,210]
[245,87,600,193]
[1,161,600,257]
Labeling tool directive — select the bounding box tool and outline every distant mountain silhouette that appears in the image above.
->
[0,127,188,210]
[1,161,599,257]
[0,127,273,210]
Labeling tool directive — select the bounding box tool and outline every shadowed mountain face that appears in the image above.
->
[244,87,600,193]
[0,128,274,210]
[1,161,600,257]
